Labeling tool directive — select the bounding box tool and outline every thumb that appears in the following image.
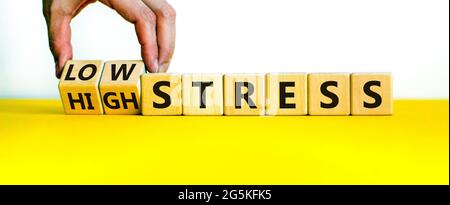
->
[45,12,73,78]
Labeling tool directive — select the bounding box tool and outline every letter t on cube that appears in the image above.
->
[182,74,223,115]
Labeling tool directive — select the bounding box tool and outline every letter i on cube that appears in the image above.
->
[59,60,104,115]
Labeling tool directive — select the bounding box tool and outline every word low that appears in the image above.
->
[59,60,393,116]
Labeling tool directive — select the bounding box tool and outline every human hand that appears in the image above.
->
[43,0,176,78]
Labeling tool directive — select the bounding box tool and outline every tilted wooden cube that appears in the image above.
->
[351,73,393,115]
[308,73,350,115]
[266,73,307,115]
[100,61,145,115]
[182,74,223,115]
[59,60,104,115]
[141,73,182,115]
[224,74,265,115]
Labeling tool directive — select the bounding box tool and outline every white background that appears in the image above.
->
[0,0,448,98]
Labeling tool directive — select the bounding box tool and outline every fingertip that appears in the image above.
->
[56,53,71,79]
[144,59,159,73]
[55,63,62,79]
[153,59,159,73]
[158,62,170,73]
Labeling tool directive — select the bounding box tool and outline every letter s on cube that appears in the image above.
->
[141,73,182,116]
[351,73,393,115]
[308,73,351,116]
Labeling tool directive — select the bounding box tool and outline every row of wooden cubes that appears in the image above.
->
[59,60,393,115]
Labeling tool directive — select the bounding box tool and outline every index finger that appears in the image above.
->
[100,0,159,72]
[142,0,176,72]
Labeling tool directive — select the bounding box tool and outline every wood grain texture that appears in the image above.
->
[308,73,350,115]
[59,60,104,115]
[141,73,182,116]
[99,61,145,115]
[351,73,393,115]
[224,74,265,115]
[266,73,307,115]
[182,74,223,115]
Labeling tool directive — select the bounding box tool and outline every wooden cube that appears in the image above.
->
[182,74,223,115]
[266,73,307,115]
[99,61,145,115]
[308,73,350,115]
[59,60,104,115]
[351,73,393,115]
[141,73,182,115]
[224,74,265,115]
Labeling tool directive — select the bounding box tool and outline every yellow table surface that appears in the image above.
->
[0,99,448,185]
